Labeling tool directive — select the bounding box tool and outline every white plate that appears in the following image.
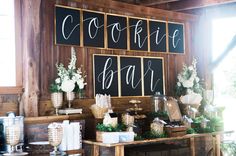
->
[28,141,49,145]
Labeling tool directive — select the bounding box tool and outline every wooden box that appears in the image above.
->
[164,126,187,137]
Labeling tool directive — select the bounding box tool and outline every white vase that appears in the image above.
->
[51,92,63,115]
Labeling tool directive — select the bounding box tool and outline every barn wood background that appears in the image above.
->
[0,0,209,118]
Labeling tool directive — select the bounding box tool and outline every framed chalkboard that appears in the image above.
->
[55,5,81,46]
[143,57,165,95]
[120,56,142,96]
[149,20,167,52]
[93,55,119,96]
[129,17,148,51]
[83,10,105,48]
[107,14,127,50]
[168,22,185,54]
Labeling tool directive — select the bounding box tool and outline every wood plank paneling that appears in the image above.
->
[1,0,204,117]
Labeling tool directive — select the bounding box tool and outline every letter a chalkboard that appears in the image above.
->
[143,57,165,95]
[149,20,167,52]
[107,14,127,50]
[55,5,81,46]
[93,55,119,96]
[120,57,142,96]
[129,18,148,51]
[168,22,184,54]
[83,11,105,48]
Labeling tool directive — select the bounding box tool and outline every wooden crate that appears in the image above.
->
[164,126,187,137]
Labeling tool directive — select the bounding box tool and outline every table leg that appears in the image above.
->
[190,137,195,156]
[115,145,124,156]
[92,144,99,156]
[214,134,221,156]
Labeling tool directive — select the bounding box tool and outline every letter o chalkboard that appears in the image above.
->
[83,11,105,48]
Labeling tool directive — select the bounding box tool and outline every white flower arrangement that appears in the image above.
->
[175,59,203,98]
[52,47,87,93]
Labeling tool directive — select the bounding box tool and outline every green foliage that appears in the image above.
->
[187,128,195,134]
[148,111,169,120]
[142,131,167,139]
[134,135,144,141]
[49,82,62,93]
[221,142,236,156]
[96,123,126,132]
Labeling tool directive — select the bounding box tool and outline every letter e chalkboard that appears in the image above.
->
[120,57,142,96]
[55,5,80,46]
[149,20,167,52]
[143,57,164,95]
[129,18,148,51]
[83,11,104,48]
[107,14,127,50]
[93,55,119,96]
[168,22,184,53]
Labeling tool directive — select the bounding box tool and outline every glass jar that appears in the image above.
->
[151,92,167,112]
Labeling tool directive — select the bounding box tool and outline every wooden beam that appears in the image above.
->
[139,0,180,6]
[155,0,236,11]
[72,0,198,21]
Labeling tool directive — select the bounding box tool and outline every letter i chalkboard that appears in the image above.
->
[149,20,167,52]
[107,14,127,50]
[83,11,105,48]
[55,5,81,45]
[143,57,164,95]
[129,18,148,51]
[120,57,142,96]
[93,55,119,96]
[168,22,184,53]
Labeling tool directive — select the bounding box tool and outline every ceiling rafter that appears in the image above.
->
[152,0,236,11]
[138,0,180,6]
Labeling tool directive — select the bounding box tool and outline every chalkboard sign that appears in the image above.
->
[93,55,119,96]
[143,57,164,95]
[168,22,184,53]
[55,5,81,45]
[83,10,104,48]
[149,20,167,52]
[120,57,142,96]
[107,14,127,50]
[129,18,148,51]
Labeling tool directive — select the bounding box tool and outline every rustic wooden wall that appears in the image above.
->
[0,0,206,117]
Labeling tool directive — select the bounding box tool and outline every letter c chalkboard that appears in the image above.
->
[55,5,81,46]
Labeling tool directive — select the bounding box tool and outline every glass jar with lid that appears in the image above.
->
[151,92,167,112]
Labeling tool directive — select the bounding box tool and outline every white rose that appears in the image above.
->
[195,77,199,83]
[177,82,181,87]
[182,80,194,88]
[188,66,194,71]
[77,79,85,89]
[61,79,75,92]
[55,78,61,84]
